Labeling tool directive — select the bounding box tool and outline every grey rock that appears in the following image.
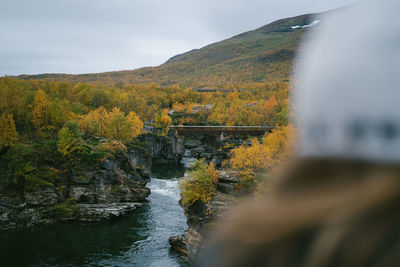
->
[76,203,142,221]
[136,132,184,163]
[217,171,241,194]
[0,212,9,222]
[184,138,202,149]
[169,234,187,256]
[25,188,58,207]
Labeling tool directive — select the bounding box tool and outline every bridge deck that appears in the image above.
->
[170,125,275,134]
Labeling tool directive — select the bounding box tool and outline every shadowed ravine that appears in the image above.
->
[0,164,188,267]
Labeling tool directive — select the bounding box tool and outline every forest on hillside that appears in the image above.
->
[0,77,290,142]
[0,77,291,197]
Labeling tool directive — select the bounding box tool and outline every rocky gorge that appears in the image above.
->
[1,128,256,266]
[0,129,251,232]
[0,131,185,231]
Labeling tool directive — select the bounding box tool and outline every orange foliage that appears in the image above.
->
[229,125,295,189]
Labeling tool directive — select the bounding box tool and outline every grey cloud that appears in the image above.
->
[0,0,357,75]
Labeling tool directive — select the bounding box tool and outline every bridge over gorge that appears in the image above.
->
[170,125,276,137]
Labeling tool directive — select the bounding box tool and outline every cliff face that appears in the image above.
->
[169,171,240,262]
[0,146,150,230]
[137,131,185,165]
[182,134,224,167]
[181,133,258,167]
[67,152,152,204]
[0,133,184,231]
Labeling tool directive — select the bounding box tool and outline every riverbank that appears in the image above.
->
[169,171,241,263]
[0,165,188,267]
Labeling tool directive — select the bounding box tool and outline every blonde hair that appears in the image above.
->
[199,159,400,267]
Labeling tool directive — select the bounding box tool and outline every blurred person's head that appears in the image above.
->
[294,0,400,164]
[197,1,400,266]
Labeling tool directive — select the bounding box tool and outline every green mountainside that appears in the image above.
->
[18,13,320,87]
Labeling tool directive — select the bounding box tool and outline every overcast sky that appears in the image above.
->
[0,0,357,76]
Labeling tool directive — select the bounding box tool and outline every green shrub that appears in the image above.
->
[0,143,58,194]
[57,121,84,158]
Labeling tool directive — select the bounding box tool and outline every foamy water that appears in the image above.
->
[149,178,181,201]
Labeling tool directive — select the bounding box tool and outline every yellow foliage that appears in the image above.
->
[0,113,18,149]
[127,111,144,138]
[31,89,49,132]
[180,159,218,206]
[208,91,282,126]
[172,103,193,114]
[57,122,83,158]
[230,125,295,172]
[230,139,271,172]
[78,106,108,136]
[177,117,197,125]
[262,124,295,165]
[229,125,295,189]
[154,109,172,135]
[104,107,143,142]
[160,110,172,127]
[79,107,143,142]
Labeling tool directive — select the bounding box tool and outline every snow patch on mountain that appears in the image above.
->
[291,20,320,29]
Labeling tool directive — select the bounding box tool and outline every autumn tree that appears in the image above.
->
[0,113,18,150]
[57,121,83,158]
[48,99,75,131]
[92,88,113,108]
[230,138,270,172]
[172,103,193,114]
[126,111,144,138]
[78,106,109,136]
[208,104,226,125]
[260,96,278,125]
[229,125,295,190]
[262,124,295,165]
[274,99,290,126]
[31,89,49,133]
[154,110,172,135]
[180,159,218,206]
[78,107,143,142]
[105,108,143,142]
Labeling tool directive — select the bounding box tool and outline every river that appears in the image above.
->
[0,164,188,267]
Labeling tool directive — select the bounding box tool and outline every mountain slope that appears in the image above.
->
[19,13,321,87]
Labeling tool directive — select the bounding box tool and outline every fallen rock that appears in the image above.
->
[217,171,240,194]
[76,203,142,221]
